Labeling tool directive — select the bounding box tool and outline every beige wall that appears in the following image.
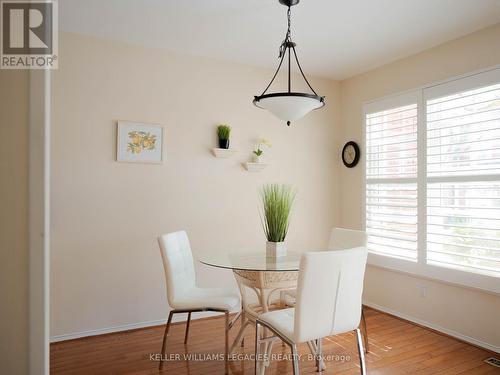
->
[340,23,500,350]
[0,70,29,372]
[52,24,500,350]
[50,32,341,337]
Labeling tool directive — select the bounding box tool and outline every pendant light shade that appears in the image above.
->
[253,0,325,126]
[254,93,324,123]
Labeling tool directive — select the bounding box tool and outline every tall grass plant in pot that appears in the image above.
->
[260,184,296,258]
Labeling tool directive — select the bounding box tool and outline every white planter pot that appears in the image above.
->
[266,241,287,258]
[253,154,263,163]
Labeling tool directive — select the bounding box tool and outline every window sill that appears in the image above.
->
[367,252,500,295]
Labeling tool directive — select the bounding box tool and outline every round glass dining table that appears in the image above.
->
[198,251,301,272]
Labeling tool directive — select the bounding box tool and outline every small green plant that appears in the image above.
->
[260,184,296,242]
[217,124,231,140]
[253,138,272,156]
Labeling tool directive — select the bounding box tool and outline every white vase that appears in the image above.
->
[266,241,287,258]
[253,154,263,163]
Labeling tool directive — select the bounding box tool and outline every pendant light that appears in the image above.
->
[253,0,325,126]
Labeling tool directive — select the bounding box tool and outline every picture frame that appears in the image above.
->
[116,121,164,164]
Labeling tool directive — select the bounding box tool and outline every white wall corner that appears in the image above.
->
[29,69,51,375]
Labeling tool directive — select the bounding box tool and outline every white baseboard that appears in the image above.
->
[50,311,220,343]
[363,300,500,354]
[52,302,500,354]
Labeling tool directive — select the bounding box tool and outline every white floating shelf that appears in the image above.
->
[212,148,237,158]
[244,162,268,172]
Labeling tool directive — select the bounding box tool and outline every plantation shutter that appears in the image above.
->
[365,96,419,260]
[425,78,500,277]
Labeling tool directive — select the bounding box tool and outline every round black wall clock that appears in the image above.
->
[342,141,360,168]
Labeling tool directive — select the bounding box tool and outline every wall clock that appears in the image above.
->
[342,141,360,168]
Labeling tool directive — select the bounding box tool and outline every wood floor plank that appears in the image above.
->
[50,308,498,374]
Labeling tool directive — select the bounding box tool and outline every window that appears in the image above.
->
[364,68,500,292]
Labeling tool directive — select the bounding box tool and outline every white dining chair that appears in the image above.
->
[328,227,367,250]
[281,227,370,353]
[255,247,368,375]
[158,230,241,374]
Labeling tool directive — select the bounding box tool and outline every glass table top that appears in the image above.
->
[198,251,301,272]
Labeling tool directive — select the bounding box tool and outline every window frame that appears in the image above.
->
[362,66,500,295]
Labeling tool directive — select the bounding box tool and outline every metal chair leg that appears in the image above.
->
[316,338,323,372]
[361,308,369,353]
[291,344,300,375]
[184,312,191,344]
[355,328,367,375]
[255,322,261,375]
[224,311,229,375]
[159,311,174,370]
[314,339,319,369]
[241,309,246,347]
[307,340,316,356]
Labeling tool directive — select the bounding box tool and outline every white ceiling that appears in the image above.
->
[59,0,500,80]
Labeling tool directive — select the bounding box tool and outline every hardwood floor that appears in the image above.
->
[51,308,499,374]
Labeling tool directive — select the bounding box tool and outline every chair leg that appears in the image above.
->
[361,308,369,353]
[224,311,229,375]
[255,322,261,375]
[291,344,300,375]
[316,338,323,372]
[184,312,191,344]
[241,309,245,347]
[355,328,367,375]
[159,311,174,370]
[307,340,316,356]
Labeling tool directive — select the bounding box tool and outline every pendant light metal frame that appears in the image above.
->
[253,0,325,125]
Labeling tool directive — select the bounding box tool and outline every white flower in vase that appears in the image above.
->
[252,138,272,163]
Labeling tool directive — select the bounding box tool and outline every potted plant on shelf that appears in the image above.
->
[252,138,272,163]
[260,183,296,258]
[217,124,231,149]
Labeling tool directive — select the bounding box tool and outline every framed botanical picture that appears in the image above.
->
[116,121,164,163]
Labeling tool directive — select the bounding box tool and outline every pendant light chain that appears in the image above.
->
[287,6,291,39]
[287,7,291,92]
[279,6,292,58]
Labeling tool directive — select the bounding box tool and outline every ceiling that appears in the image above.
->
[59,0,500,80]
